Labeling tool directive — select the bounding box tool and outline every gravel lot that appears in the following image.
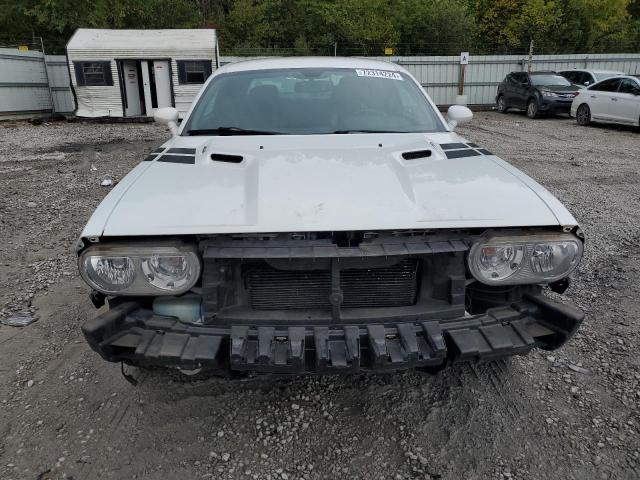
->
[0,113,638,480]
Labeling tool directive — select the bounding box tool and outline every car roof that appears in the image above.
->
[594,75,637,81]
[587,75,639,88]
[219,56,404,74]
[559,68,625,75]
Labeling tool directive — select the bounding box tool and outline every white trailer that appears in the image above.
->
[66,29,218,118]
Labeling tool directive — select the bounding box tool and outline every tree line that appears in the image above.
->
[1,0,639,55]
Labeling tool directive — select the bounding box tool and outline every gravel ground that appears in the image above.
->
[0,113,638,480]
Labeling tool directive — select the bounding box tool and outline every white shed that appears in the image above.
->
[66,28,218,118]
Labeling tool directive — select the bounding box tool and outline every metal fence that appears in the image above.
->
[221,53,640,106]
[2,51,640,118]
[0,48,74,119]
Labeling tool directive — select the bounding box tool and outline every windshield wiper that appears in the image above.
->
[332,129,409,134]
[185,127,283,136]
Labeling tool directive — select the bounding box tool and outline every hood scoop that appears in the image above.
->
[402,149,432,160]
[211,153,244,164]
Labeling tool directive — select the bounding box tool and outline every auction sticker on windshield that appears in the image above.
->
[355,69,403,80]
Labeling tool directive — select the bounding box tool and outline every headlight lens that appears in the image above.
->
[141,255,195,291]
[85,256,135,292]
[469,233,583,285]
[79,243,201,295]
[530,242,581,277]
[542,91,559,97]
[477,245,524,281]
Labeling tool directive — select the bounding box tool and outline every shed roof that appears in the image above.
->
[67,29,216,52]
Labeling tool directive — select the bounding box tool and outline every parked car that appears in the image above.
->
[496,71,581,118]
[558,69,625,88]
[571,75,640,128]
[78,57,584,377]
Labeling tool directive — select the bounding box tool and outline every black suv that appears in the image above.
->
[496,71,581,118]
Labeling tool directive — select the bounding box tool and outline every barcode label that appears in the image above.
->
[355,69,403,80]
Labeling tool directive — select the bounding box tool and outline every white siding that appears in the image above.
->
[170,57,214,116]
[68,57,123,117]
[67,29,217,118]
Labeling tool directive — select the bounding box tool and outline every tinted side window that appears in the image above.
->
[506,73,521,84]
[619,78,639,94]
[584,73,596,84]
[562,72,576,83]
[513,72,527,84]
[591,78,621,92]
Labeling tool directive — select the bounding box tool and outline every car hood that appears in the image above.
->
[82,132,578,237]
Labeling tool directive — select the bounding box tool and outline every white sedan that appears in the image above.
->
[77,57,585,376]
[571,75,640,127]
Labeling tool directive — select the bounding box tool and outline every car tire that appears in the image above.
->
[526,99,539,119]
[496,95,508,113]
[576,104,591,126]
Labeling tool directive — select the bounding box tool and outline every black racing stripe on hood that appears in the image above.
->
[440,142,468,150]
[151,148,165,154]
[143,155,157,162]
[445,149,481,159]
[157,154,196,164]
[467,142,479,148]
[167,147,197,154]
[477,149,493,155]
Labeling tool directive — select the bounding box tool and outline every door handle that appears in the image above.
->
[590,95,596,98]
[611,98,618,101]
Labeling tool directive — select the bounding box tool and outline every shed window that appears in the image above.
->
[177,60,212,84]
[74,61,113,86]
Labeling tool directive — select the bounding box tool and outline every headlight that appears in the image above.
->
[85,256,135,292]
[468,233,583,285]
[79,242,201,295]
[542,91,559,97]
[141,255,196,291]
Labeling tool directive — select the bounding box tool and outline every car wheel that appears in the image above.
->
[576,104,591,126]
[526,99,539,119]
[496,95,508,113]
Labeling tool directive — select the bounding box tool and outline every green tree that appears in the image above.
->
[396,0,476,55]
[327,0,399,54]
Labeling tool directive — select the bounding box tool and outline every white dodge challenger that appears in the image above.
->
[78,57,584,376]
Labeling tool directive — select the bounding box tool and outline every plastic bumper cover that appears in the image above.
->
[539,98,573,113]
[82,294,583,374]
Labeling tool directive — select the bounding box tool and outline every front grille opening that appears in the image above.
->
[244,258,420,310]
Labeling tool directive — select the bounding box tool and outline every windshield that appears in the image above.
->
[531,74,572,87]
[183,68,446,135]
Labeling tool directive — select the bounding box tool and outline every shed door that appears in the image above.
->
[122,60,142,116]
[153,61,172,108]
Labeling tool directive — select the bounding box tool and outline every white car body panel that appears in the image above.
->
[81,131,576,237]
[81,57,579,239]
[571,75,640,126]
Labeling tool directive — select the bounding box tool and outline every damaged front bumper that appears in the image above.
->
[82,293,583,374]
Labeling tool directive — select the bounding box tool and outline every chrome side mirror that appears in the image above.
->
[447,105,473,130]
[154,107,179,136]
